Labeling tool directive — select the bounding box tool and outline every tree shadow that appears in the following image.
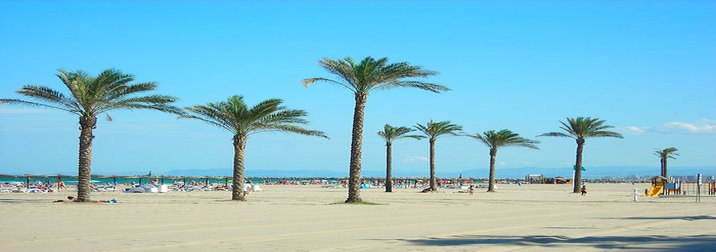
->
[395,234,716,250]
[614,215,716,221]
[0,198,49,204]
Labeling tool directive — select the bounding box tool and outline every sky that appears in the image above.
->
[1,1,715,177]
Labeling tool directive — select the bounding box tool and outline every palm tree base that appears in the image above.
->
[344,198,363,203]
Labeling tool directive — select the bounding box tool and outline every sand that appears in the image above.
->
[1,183,714,251]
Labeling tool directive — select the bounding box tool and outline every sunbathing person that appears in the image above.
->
[55,196,118,203]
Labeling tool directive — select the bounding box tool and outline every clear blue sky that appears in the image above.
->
[1,1,714,177]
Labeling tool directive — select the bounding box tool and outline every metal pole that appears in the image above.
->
[697,174,702,203]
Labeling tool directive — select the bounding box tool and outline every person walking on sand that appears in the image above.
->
[56,177,67,191]
[581,185,587,196]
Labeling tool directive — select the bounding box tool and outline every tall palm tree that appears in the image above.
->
[181,95,327,201]
[303,56,448,203]
[466,130,539,192]
[1,69,180,201]
[539,117,623,193]
[378,124,424,192]
[654,147,679,178]
[415,120,462,191]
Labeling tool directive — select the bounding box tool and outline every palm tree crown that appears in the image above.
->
[467,130,540,150]
[302,57,448,95]
[655,147,679,159]
[538,117,623,141]
[415,120,463,140]
[181,95,327,138]
[378,124,424,143]
[1,69,181,118]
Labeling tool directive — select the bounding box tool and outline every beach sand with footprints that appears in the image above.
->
[1,183,714,251]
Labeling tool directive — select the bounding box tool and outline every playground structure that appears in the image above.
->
[644,174,715,199]
[645,176,666,197]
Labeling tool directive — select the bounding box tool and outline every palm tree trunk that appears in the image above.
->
[76,115,96,202]
[662,157,668,179]
[487,148,497,192]
[573,138,585,193]
[385,142,392,192]
[346,93,367,203]
[232,134,248,201]
[429,138,437,191]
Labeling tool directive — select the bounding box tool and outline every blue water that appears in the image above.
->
[0,177,344,185]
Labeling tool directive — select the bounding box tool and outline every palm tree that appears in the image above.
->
[466,130,539,192]
[303,57,448,203]
[1,69,180,201]
[654,147,679,178]
[415,120,462,191]
[378,124,424,192]
[181,95,327,201]
[539,117,623,193]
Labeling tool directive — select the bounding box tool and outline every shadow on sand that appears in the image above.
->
[0,198,49,204]
[614,215,716,221]
[396,234,716,250]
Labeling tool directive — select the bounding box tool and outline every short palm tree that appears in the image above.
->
[415,120,462,191]
[378,124,424,192]
[654,147,679,178]
[303,56,448,203]
[539,117,623,193]
[1,69,180,201]
[466,130,539,192]
[181,95,327,201]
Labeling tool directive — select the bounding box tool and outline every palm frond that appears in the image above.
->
[0,99,77,113]
[538,132,573,138]
[301,77,355,92]
[374,81,450,93]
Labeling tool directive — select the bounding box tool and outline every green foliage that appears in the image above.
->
[538,117,623,140]
[466,129,540,150]
[181,95,327,138]
[415,120,463,140]
[302,57,448,95]
[378,124,424,143]
[655,147,679,159]
[1,68,181,117]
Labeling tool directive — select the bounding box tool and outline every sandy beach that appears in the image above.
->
[1,183,714,251]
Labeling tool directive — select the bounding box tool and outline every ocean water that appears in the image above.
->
[0,177,344,185]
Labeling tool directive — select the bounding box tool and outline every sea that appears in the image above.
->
[0,177,345,185]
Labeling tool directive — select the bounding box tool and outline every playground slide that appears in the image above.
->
[646,185,663,197]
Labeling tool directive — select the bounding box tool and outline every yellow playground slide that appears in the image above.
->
[645,185,663,197]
